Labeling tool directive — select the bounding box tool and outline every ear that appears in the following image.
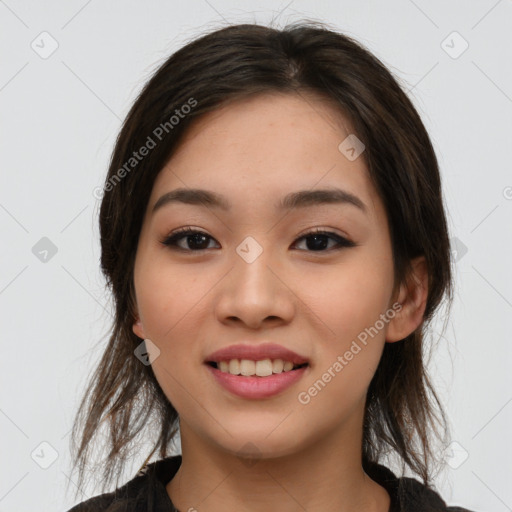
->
[132,308,147,340]
[385,256,428,343]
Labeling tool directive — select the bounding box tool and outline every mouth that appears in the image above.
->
[205,360,309,376]
[204,359,310,399]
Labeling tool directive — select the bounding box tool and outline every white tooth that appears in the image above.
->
[272,359,284,373]
[240,359,256,376]
[228,359,241,375]
[218,359,299,376]
[283,361,294,372]
[255,359,273,377]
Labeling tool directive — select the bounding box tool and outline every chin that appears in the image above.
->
[210,430,305,461]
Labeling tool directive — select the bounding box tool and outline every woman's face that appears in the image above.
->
[132,92,401,459]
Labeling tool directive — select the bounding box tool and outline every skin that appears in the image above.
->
[132,91,428,512]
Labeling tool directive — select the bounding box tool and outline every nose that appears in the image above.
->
[214,243,295,329]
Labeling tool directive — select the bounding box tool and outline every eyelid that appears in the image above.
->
[295,225,351,241]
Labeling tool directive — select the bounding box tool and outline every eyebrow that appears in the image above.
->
[152,187,367,215]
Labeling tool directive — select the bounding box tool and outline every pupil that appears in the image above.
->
[189,233,208,249]
[307,234,327,251]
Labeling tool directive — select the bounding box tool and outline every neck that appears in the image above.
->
[166,411,390,512]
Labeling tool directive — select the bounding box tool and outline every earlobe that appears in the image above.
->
[385,256,428,343]
[132,315,146,340]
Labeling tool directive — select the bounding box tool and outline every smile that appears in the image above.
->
[208,358,308,377]
[205,361,309,399]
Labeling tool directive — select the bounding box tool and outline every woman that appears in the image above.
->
[66,21,475,512]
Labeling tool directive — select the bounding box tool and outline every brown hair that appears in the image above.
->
[68,20,454,499]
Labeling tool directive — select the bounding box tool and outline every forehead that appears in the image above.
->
[149,92,380,219]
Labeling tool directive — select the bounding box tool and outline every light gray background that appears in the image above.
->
[1,1,511,511]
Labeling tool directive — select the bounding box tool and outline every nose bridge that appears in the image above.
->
[236,237,273,289]
[233,234,277,301]
[214,234,293,327]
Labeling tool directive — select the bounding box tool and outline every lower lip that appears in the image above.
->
[205,364,309,399]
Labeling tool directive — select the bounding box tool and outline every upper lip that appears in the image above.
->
[205,343,309,365]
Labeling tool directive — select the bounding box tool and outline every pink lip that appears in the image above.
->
[205,364,309,399]
[205,343,309,365]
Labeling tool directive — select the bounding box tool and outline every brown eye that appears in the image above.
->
[292,229,356,252]
[161,228,218,251]
[160,227,356,253]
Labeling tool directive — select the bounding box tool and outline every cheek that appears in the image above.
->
[135,254,211,342]
[299,254,393,404]
[134,257,210,412]
[306,257,394,343]
[134,254,215,410]
[297,269,389,418]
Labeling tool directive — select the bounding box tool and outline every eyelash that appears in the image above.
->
[160,226,356,253]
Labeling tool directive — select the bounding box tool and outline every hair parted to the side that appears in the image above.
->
[68,19,454,500]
